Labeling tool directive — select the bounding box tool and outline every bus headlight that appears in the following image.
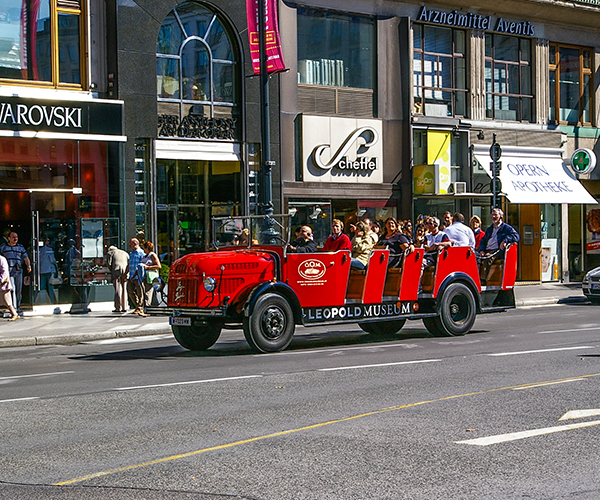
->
[203,277,217,292]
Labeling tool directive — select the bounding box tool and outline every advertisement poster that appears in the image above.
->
[586,206,600,255]
[246,0,286,75]
[541,238,557,282]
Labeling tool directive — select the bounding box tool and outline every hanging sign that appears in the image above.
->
[246,0,286,75]
[571,148,597,175]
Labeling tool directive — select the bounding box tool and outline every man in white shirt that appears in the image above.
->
[444,212,476,248]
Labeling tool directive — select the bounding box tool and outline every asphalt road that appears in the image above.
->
[1,302,600,499]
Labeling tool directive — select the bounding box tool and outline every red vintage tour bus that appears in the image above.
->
[148,214,517,353]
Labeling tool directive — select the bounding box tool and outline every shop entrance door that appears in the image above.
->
[157,206,179,266]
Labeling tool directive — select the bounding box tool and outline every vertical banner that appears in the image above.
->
[246,0,286,75]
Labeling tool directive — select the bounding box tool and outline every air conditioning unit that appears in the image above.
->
[449,182,467,194]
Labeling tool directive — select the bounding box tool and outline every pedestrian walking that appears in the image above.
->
[0,254,19,321]
[0,231,31,314]
[126,238,146,316]
[106,245,129,313]
[140,241,161,313]
[38,237,59,304]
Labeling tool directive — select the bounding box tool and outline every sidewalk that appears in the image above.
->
[0,282,587,349]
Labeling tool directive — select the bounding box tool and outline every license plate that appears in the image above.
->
[170,316,191,326]
[592,284,600,290]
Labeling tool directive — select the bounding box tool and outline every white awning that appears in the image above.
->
[155,140,241,161]
[473,145,596,204]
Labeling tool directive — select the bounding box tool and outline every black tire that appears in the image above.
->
[172,321,222,350]
[243,293,295,353]
[358,319,407,337]
[423,283,476,337]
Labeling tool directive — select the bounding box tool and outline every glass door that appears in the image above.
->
[157,206,178,267]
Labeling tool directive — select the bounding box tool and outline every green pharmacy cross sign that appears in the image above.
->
[571,148,597,175]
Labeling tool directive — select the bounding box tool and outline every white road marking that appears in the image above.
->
[90,334,172,345]
[115,374,263,391]
[539,326,600,334]
[456,420,600,446]
[255,343,420,357]
[0,371,74,381]
[560,409,600,421]
[0,397,40,403]
[488,346,593,357]
[512,378,585,390]
[318,359,440,372]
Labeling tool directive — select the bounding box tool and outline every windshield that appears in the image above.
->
[212,214,291,249]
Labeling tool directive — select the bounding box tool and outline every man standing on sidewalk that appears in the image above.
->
[126,238,146,315]
[0,231,31,314]
[106,245,129,313]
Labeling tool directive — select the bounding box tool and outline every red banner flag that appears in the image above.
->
[246,0,286,75]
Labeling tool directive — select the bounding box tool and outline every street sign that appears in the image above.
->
[490,177,502,194]
[490,142,502,162]
[571,148,596,175]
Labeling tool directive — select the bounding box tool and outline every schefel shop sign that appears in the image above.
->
[302,116,383,184]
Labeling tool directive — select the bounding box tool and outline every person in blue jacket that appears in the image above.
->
[478,208,520,283]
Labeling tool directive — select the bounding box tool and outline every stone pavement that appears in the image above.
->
[0,282,587,349]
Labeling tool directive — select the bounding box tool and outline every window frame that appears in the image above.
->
[549,43,593,126]
[0,0,85,89]
[156,3,240,122]
[484,33,534,123]
[412,23,468,118]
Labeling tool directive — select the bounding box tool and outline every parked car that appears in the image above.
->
[582,266,600,304]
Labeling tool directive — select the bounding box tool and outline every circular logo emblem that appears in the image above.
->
[571,148,597,175]
[298,260,326,280]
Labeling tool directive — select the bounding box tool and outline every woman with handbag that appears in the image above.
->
[0,254,19,320]
[138,241,161,317]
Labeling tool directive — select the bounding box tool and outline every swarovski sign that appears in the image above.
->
[0,95,124,138]
[302,116,383,184]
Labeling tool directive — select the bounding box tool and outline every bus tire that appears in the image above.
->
[243,293,295,353]
[172,321,222,350]
[423,283,476,337]
[358,319,407,337]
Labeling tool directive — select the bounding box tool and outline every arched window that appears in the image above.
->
[156,2,240,139]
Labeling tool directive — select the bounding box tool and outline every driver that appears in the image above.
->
[288,225,317,253]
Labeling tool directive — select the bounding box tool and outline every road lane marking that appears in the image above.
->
[539,326,600,334]
[318,359,440,371]
[560,409,600,421]
[455,420,600,446]
[54,371,600,486]
[488,346,593,356]
[0,371,74,381]
[512,378,585,390]
[0,397,40,403]
[115,375,263,391]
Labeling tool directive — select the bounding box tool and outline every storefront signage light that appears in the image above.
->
[417,6,535,36]
[0,102,82,128]
[571,148,597,175]
[158,113,237,140]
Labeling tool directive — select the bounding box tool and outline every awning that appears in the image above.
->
[473,145,596,204]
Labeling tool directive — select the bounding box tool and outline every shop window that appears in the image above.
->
[485,34,533,122]
[0,0,83,88]
[549,44,593,126]
[156,1,240,138]
[413,24,467,117]
[297,8,376,117]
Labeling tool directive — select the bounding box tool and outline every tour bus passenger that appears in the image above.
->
[322,219,352,252]
[288,226,317,253]
[423,217,451,267]
[470,215,485,247]
[478,208,520,283]
[378,217,413,268]
[413,223,427,248]
[444,212,476,248]
[350,221,375,270]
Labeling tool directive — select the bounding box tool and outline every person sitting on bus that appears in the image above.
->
[288,225,317,253]
[350,221,375,270]
[378,217,413,268]
[423,216,452,267]
[322,219,352,252]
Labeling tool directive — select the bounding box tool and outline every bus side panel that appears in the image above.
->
[362,249,389,303]
[502,244,518,290]
[399,249,424,301]
[434,247,481,297]
[285,251,351,307]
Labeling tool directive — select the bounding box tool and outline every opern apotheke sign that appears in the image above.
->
[0,95,123,137]
[418,6,535,36]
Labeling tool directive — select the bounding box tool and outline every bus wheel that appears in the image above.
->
[172,321,222,350]
[358,319,407,337]
[244,293,295,353]
[423,283,476,337]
